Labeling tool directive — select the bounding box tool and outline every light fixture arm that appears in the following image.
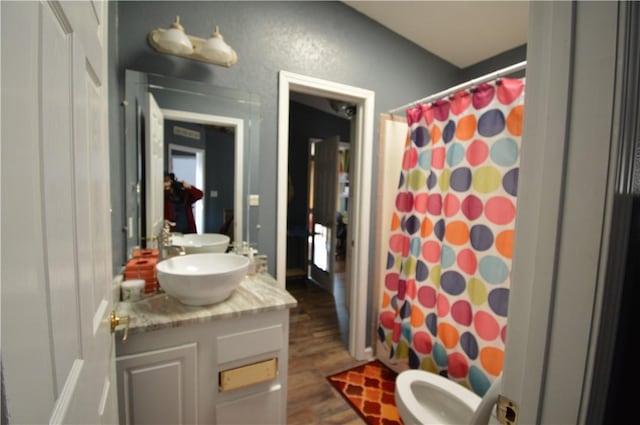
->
[148,22,238,67]
[171,16,185,32]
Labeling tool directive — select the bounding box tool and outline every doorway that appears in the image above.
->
[277,71,375,360]
[168,144,205,233]
[308,136,352,347]
[306,137,351,283]
[160,109,244,244]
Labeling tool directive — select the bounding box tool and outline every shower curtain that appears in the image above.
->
[377,78,525,397]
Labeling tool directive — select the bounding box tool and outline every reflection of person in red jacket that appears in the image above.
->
[164,172,203,234]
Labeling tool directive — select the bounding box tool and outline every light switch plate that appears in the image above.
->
[248,194,260,206]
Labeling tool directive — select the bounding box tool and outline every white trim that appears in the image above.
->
[161,109,243,244]
[504,2,621,423]
[503,3,574,416]
[49,360,84,425]
[93,299,108,336]
[97,378,111,417]
[277,71,374,360]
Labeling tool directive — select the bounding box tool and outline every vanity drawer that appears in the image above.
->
[216,324,283,364]
[215,384,282,425]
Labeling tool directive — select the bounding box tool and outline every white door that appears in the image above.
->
[146,93,165,243]
[1,1,117,424]
[309,136,340,292]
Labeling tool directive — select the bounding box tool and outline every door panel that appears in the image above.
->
[117,344,197,425]
[41,2,81,391]
[1,4,57,421]
[310,136,340,292]
[1,1,116,423]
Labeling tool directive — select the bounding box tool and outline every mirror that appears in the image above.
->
[124,70,261,259]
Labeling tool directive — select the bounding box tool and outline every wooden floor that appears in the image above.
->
[286,277,368,424]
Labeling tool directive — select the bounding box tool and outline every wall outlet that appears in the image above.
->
[248,194,260,206]
[210,190,218,198]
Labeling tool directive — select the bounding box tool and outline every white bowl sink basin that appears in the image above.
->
[171,233,230,254]
[156,253,249,306]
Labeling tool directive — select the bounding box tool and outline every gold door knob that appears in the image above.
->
[110,311,130,342]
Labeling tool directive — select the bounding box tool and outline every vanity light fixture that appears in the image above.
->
[148,16,238,67]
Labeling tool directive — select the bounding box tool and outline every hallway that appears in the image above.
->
[286,275,367,424]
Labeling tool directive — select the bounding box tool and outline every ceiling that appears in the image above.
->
[343,1,529,69]
[292,1,529,117]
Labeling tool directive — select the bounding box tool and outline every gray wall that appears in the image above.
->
[109,1,526,282]
[203,126,235,235]
[462,44,527,80]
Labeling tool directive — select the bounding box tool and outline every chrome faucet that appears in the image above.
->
[158,220,186,260]
[161,220,174,246]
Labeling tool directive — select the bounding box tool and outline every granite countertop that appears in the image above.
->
[115,272,298,336]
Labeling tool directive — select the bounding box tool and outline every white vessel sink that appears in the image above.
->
[171,233,230,254]
[156,253,249,306]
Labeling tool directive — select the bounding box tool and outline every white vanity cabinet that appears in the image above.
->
[114,274,297,425]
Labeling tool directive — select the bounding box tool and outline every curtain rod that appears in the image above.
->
[388,60,527,115]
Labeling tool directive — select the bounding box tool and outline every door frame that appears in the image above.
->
[161,109,244,245]
[277,71,375,360]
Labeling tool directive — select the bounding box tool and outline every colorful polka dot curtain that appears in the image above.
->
[377,78,525,397]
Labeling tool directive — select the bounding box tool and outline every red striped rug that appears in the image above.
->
[326,359,403,425]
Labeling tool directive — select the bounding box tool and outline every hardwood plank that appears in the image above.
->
[286,277,365,424]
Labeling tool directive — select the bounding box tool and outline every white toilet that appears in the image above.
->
[395,369,502,425]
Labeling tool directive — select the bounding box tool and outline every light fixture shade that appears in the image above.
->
[148,19,236,67]
[201,27,234,64]
[158,16,193,55]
